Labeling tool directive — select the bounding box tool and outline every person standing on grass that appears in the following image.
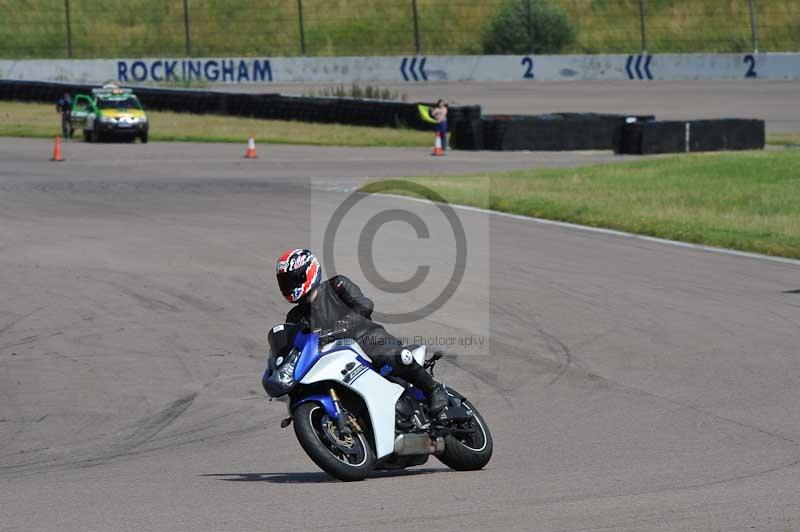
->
[432,99,448,151]
[56,92,73,139]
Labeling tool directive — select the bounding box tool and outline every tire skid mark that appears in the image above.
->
[533,325,572,386]
[0,335,39,351]
[580,362,800,448]
[504,455,800,511]
[0,419,268,479]
[149,283,225,314]
[112,273,225,316]
[491,300,574,386]
[121,392,197,448]
[0,305,48,337]
[0,392,197,477]
[112,283,181,313]
[306,456,800,531]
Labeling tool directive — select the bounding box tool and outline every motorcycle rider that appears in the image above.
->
[276,248,450,414]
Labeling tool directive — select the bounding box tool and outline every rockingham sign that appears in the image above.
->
[1,53,799,84]
[117,58,273,83]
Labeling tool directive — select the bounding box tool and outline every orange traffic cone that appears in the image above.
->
[50,136,65,162]
[244,135,257,159]
[431,131,444,156]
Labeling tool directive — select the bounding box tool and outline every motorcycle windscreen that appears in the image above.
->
[268,323,302,358]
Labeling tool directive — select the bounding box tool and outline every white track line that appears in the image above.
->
[378,192,800,267]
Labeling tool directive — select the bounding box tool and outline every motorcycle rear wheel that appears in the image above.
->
[293,402,374,481]
[437,397,493,471]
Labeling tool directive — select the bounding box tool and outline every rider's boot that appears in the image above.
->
[404,364,449,415]
[426,383,450,415]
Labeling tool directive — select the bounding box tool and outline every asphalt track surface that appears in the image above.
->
[217,80,800,134]
[2,133,800,532]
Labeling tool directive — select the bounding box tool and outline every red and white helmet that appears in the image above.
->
[276,248,321,303]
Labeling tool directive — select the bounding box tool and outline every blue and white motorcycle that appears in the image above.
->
[262,323,493,481]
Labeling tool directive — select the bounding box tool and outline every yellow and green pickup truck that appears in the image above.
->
[70,85,149,143]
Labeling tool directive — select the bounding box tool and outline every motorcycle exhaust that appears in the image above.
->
[432,436,445,455]
[394,434,446,456]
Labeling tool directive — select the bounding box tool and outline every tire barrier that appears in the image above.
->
[0,79,479,133]
[452,113,655,151]
[619,119,765,154]
[451,119,485,151]
[1,79,764,153]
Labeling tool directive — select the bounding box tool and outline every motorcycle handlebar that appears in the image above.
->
[314,327,348,340]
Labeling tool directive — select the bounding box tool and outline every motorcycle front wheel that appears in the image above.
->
[292,402,374,481]
[437,395,493,471]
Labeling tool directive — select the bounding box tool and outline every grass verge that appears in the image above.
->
[2,100,794,149]
[766,133,800,148]
[367,150,800,259]
[0,101,430,148]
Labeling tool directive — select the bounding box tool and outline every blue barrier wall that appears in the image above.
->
[2,53,799,84]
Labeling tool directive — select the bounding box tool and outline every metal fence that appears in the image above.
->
[2,0,797,59]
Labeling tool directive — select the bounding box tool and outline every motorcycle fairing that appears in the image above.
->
[291,394,338,419]
[292,329,325,381]
[299,342,403,459]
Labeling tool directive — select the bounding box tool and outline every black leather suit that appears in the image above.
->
[286,275,438,393]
